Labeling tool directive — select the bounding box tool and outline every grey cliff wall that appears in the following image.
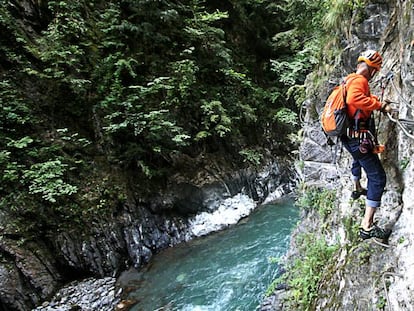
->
[296,0,414,310]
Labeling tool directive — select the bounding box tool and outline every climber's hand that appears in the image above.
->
[381,102,393,113]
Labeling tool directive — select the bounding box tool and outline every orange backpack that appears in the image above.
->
[321,77,356,137]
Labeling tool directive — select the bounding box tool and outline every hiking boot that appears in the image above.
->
[351,189,367,200]
[359,225,391,240]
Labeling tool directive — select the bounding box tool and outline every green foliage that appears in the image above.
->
[323,0,351,30]
[266,0,330,116]
[343,215,360,244]
[0,0,334,234]
[271,233,340,310]
[239,148,263,166]
[26,1,92,92]
[0,78,89,231]
[400,157,410,170]
[266,274,282,297]
[0,132,85,206]
[273,108,298,127]
[356,243,373,265]
[198,100,232,138]
[323,0,366,31]
[103,76,191,147]
[296,186,336,219]
[0,80,32,127]
[376,296,386,310]
[170,59,198,99]
[23,159,78,203]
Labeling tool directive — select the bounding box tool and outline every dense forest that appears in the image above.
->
[0,0,348,235]
[2,0,383,310]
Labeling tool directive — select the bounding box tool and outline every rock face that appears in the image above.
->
[32,277,120,311]
[0,156,294,310]
[0,239,62,310]
[286,0,414,310]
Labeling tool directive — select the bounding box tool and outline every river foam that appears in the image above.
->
[188,193,256,237]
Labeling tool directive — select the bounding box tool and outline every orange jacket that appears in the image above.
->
[345,73,381,120]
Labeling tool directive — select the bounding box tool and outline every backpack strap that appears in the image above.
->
[331,136,342,164]
[341,76,358,107]
[342,76,361,132]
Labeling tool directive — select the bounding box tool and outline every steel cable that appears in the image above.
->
[386,112,414,140]
[382,272,404,311]
[390,78,414,109]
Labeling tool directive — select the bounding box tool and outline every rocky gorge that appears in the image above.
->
[1,1,302,309]
[1,154,295,310]
[2,0,414,310]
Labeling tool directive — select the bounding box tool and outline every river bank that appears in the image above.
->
[32,196,298,311]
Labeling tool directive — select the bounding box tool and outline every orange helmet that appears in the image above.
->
[357,50,382,70]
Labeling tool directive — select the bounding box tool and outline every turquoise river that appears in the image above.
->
[119,198,299,311]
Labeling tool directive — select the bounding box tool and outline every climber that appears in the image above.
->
[340,50,393,240]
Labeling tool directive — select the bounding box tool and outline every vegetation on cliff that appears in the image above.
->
[4,1,405,310]
[269,0,414,310]
[0,0,330,236]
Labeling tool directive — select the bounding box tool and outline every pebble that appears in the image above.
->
[32,277,121,311]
